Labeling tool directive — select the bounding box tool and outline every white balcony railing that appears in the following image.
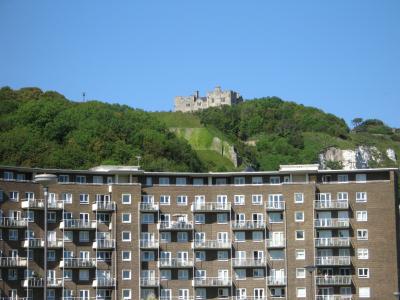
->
[59,258,97,268]
[314,200,349,209]
[234,297,267,300]
[158,221,193,230]
[21,199,64,210]
[266,239,285,248]
[159,258,193,268]
[22,278,63,287]
[315,275,352,285]
[314,218,350,228]
[140,278,159,286]
[315,256,351,266]
[92,278,116,287]
[315,237,350,247]
[191,202,231,212]
[0,217,27,227]
[232,221,265,230]
[232,258,266,267]
[0,257,27,267]
[193,240,231,249]
[139,202,159,211]
[267,276,287,285]
[265,201,285,210]
[193,277,231,286]
[315,296,352,300]
[22,238,63,248]
[93,239,115,249]
[60,219,97,229]
[140,240,159,248]
[92,201,116,211]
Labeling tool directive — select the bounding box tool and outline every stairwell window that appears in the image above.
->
[122,270,131,280]
[357,248,369,259]
[122,213,131,223]
[358,268,369,278]
[121,194,131,204]
[296,287,306,298]
[294,193,304,204]
[122,231,131,242]
[357,229,368,240]
[122,251,131,261]
[122,289,131,300]
[356,211,368,222]
[295,230,305,240]
[359,287,370,298]
[356,192,367,202]
[295,249,305,260]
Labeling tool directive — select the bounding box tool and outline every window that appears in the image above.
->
[9,191,19,202]
[252,231,263,241]
[122,270,131,280]
[159,177,170,185]
[76,175,86,184]
[93,176,103,184]
[295,249,305,260]
[122,231,131,242]
[296,287,306,298]
[9,230,18,241]
[79,231,89,242]
[195,251,205,262]
[121,194,131,204]
[215,178,227,185]
[217,213,228,224]
[160,270,171,280]
[358,268,369,278]
[145,177,153,186]
[295,211,304,222]
[141,214,154,224]
[177,232,188,242]
[356,211,368,222]
[269,250,284,260]
[122,213,131,223]
[356,192,367,202]
[295,230,305,240]
[97,213,110,224]
[176,195,187,205]
[48,250,56,261]
[356,174,367,183]
[252,176,263,184]
[122,251,131,261]
[218,251,228,261]
[338,174,349,182]
[270,176,280,184]
[160,232,171,243]
[178,270,188,280]
[235,232,245,242]
[63,231,73,242]
[357,229,368,240]
[235,269,246,280]
[176,177,187,185]
[79,269,89,281]
[79,194,89,204]
[294,193,304,203]
[47,211,56,223]
[234,177,245,185]
[61,193,72,204]
[160,195,170,205]
[8,269,17,280]
[63,269,72,280]
[296,268,306,278]
[141,251,154,261]
[122,289,131,300]
[269,212,283,223]
[252,194,262,205]
[0,190,3,202]
[359,287,370,298]
[357,249,369,259]
[4,171,14,180]
[194,214,205,224]
[193,178,204,186]
[253,268,264,278]
[234,195,245,205]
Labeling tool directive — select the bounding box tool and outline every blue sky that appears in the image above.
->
[1,0,399,127]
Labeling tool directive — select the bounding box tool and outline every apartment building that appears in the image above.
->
[0,164,398,300]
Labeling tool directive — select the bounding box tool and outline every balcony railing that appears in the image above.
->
[314,218,350,228]
[0,257,27,267]
[191,202,231,212]
[315,237,350,247]
[315,256,351,266]
[193,277,231,286]
[92,278,116,287]
[60,219,97,229]
[59,258,97,268]
[158,221,193,230]
[93,238,115,249]
[265,201,285,210]
[92,201,116,211]
[22,238,63,248]
[234,297,267,300]
[267,276,287,285]
[140,278,159,286]
[193,240,231,249]
[266,239,285,248]
[21,198,64,210]
[0,217,27,228]
[314,200,349,209]
[315,275,352,285]
[159,258,193,268]
[22,278,63,287]
[232,221,265,230]
[139,202,159,211]
[232,258,266,267]
[140,240,159,248]
[315,296,352,300]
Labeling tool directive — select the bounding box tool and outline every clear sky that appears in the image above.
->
[1,0,399,127]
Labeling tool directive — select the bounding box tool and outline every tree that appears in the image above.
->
[352,118,363,129]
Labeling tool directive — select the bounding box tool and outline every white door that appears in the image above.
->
[47,270,56,285]
[195,195,205,205]
[160,251,171,263]
[177,251,188,262]
[254,250,264,260]
[195,232,205,242]
[79,290,89,300]
[195,270,206,279]
[48,231,56,242]
[272,232,284,245]
[236,213,245,223]
[11,249,18,258]
[179,289,189,300]
[236,288,246,299]
[218,269,229,280]
[217,232,228,243]
[80,213,89,222]
[237,251,246,260]
[254,288,264,299]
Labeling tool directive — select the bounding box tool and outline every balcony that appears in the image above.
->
[234,298,267,300]
[158,221,193,231]
[267,276,286,286]
[140,240,159,249]
[266,239,285,248]
[315,256,351,266]
[232,221,265,230]
[0,217,27,228]
[21,199,64,210]
[60,219,97,230]
[315,296,352,300]
[314,200,349,210]
[191,202,231,212]
[159,258,193,268]
[140,202,159,211]
[193,240,231,249]
[92,278,116,287]
[232,258,267,268]
[315,275,352,285]
[22,278,63,288]
[0,257,27,267]
[22,238,64,248]
[315,237,350,248]
[92,201,116,211]
[314,218,350,228]
[265,201,285,210]
[93,238,116,249]
[59,258,97,268]
[140,278,159,286]
[193,277,231,287]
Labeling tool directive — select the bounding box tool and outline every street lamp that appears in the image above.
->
[305,265,316,300]
[34,174,57,300]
